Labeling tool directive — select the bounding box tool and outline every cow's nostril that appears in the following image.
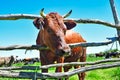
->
[61,50,65,53]
[55,49,71,57]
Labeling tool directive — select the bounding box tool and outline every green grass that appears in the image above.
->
[85,55,120,80]
[86,67,120,80]
[1,56,120,80]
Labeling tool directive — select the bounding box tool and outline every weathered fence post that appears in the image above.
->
[109,0,120,45]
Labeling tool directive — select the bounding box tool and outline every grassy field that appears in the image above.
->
[0,55,120,80]
[85,56,120,80]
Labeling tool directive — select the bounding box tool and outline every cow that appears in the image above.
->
[13,56,22,64]
[14,59,22,64]
[33,8,86,80]
[0,55,14,67]
[22,57,40,65]
[105,52,120,59]
[95,53,105,57]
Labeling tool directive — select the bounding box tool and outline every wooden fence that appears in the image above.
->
[0,0,120,80]
[0,58,120,79]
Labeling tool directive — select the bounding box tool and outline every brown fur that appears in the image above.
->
[0,56,14,67]
[34,12,86,80]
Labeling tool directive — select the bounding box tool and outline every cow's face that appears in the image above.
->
[33,9,76,56]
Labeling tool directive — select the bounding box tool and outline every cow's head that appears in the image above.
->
[33,8,76,56]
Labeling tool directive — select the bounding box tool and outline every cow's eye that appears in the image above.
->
[47,29,52,33]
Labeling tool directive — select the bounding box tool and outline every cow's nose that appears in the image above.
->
[55,49,71,57]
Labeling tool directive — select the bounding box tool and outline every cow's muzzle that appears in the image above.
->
[55,48,71,57]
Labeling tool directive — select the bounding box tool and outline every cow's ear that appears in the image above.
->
[33,18,44,29]
[64,20,76,30]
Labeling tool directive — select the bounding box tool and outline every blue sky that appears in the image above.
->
[0,0,120,59]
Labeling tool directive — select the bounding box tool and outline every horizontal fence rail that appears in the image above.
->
[1,58,120,70]
[0,37,118,50]
[0,14,120,29]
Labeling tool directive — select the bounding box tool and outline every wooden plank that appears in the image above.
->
[0,37,118,50]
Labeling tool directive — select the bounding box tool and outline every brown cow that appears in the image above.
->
[22,57,40,65]
[33,8,86,80]
[95,53,105,57]
[0,55,14,67]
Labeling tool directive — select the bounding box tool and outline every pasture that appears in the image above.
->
[0,54,120,80]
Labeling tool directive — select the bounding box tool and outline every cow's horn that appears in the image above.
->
[63,10,72,18]
[40,8,46,18]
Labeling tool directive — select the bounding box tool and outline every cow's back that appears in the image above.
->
[64,30,86,62]
[65,30,86,43]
